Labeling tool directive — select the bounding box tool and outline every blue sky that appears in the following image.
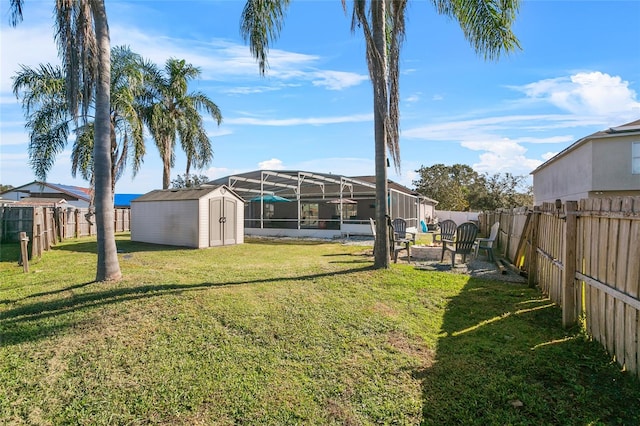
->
[1,0,639,194]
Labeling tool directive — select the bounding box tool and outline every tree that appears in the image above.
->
[481,172,532,210]
[413,164,482,210]
[141,59,222,190]
[171,173,210,189]
[12,46,147,194]
[0,184,14,193]
[413,164,533,210]
[240,0,520,268]
[10,0,121,281]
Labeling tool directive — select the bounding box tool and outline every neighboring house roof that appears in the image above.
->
[0,181,91,203]
[114,194,143,208]
[133,185,243,202]
[531,119,640,175]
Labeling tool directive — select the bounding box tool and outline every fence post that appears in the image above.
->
[504,210,512,262]
[563,200,578,328]
[19,231,29,272]
[41,208,50,250]
[75,208,80,237]
[528,207,541,289]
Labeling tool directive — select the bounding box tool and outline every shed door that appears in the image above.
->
[209,197,237,246]
[223,197,237,245]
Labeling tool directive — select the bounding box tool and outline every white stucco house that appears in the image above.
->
[131,185,244,248]
[531,119,640,204]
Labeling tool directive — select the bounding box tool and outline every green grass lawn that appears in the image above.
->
[1,234,639,425]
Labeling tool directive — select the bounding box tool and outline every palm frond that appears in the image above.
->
[72,124,94,181]
[386,0,407,172]
[432,0,521,60]
[55,0,98,121]
[9,0,24,26]
[241,0,292,75]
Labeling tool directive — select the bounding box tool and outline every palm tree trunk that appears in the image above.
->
[91,0,122,281]
[162,145,172,189]
[372,1,390,268]
[110,121,118,194]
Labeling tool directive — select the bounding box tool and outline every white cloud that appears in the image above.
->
[207,128,233,138]
[258,158,286,170]
[225,113,372,126]
[514,72,640,121]
[0,131,28,147]
[400,71,640,176]
[0,152,28,161]
[403,114,578,142]
[473,151,542,175]
[0,22,59,94]
[461,138,542,174]
[405,94,420,103]
[511,135,575,144]
[110,27,365,92]
[310,70,368,91]
[204,166,233,180]
[542,151,558,161]
[402,115,579,176]
[223,86,282,95]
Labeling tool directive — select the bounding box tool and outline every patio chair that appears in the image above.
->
[434,219,456,244]
[392,218,416,242]
[369,217,412,263]
[441,222,479,267]
[474,221,500,261]
[389,216,412,263]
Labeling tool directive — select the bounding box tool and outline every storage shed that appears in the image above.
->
[131,185,244,248]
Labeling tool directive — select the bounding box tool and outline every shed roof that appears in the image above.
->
[132,185,243,202]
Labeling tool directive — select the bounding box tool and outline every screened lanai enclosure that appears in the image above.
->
[211,170,437,238]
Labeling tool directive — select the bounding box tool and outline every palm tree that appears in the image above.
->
[141,58,222,189]
[11,64,71,181]
[10,0,121,281]
[12,46,146,194]
[241,0,520,268]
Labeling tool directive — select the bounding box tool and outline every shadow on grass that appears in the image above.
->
[0,264,375,346]
[53,239,192,254]
[0,281,95,305]
[419,277,640,425]
[53,237,334,254]
[245,238,329,246]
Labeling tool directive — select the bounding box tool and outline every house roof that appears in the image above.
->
[0,181,91,202]
[531,119,640,175]
[114,194,143,208]
[132,185,243,202]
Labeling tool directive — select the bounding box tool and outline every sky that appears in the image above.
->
[1,0,639,195]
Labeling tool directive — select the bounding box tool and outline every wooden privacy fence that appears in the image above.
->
[1,205,130,258]
[480,197,640,378]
